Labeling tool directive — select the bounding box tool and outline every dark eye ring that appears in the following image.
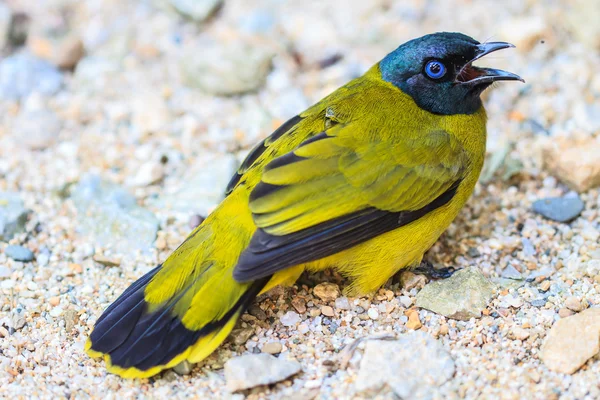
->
[425,60,446,79]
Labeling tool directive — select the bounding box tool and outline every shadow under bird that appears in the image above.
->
[86,32,523,378]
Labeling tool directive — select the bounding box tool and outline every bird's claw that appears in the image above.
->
[413,261,456,279]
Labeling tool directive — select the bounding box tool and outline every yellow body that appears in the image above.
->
[86,64,487,378]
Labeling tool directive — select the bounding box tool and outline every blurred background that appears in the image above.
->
[1,0,600,398]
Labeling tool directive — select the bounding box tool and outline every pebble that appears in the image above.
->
[334,296,351,310]
[542,138,600,192]
[541,308,600,374]
[398,296,413,308]
[92,254,121,267]
[14,108,62,150]
[280,311,300,327]
[181,41,272,96]
[501,265,523,280]
[313,283,340,302]
[416,267,496,321]
[564,297,583,312]
[559,308,575,318]
[0,192,29,242]
[261,342,283,355]
[400,271,427,290]
[4,245,34,262]
[0,265,10,278]
[28,33,85,69]
[321,306,334,317]
[70,175,159,253]
[188,214,205,229]
[367,308,379,320]
[405,309,422,330]
[291,298,307,314]
[224,353,301,392]
[512,327,531,341]
[355,332,455,398]
[0,53,63,100]
[533,196,584,223]
[231,327,254,346]
[173,360,192,376]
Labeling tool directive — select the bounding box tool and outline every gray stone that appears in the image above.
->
[0,53,63,100]
[167,0,223,22]
[533,196,584,223]
[355,332,455,398]
[416,267,496,321]
[225,353,301,392]
[280,311,301,327]
[182,42,272,96]
[155,155,237,215]
[173,360,192,376]
[335,297,351,310]
[4,245,34,262]
[70,175,159,253]
[501,264,523,280]
[0,192,29,242]
[14,108,62,150]
[0,265,10,278]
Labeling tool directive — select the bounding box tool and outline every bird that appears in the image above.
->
[86,32,522,378]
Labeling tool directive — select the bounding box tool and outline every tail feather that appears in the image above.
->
[86,263,268,378]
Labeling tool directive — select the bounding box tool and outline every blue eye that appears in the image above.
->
[425,60,446,79]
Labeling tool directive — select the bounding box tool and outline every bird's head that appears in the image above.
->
[380,32,523,115]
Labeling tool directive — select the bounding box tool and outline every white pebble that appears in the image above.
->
[280,311,301,327]
[368,308,379,320]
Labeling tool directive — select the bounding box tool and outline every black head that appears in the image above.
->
[380,32,523,115]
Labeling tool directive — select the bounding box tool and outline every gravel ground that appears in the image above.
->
[1,0,600,399]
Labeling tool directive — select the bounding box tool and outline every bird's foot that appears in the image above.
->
[413,260,456,280]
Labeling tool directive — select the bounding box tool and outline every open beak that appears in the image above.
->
[456,41,524,85]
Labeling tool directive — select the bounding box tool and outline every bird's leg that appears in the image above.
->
[412,260,456,279]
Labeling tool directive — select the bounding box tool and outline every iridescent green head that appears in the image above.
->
[380,32,523,115]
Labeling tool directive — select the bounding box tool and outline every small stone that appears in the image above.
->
[261,342,283,355]
[14,107,62,150]
[63,309,78,332]
[247,304,267,321]
[541,308,600,374]
[533,196,584,223]
[542,137,600,192]
[11,308,26,330]
[416,267,496,321]
[182,41,272,96]
[559,308,574,318]
[399,296,413,308]
[0,265,10,278]
[155,236,167,250]
[309,308,321,317]
[511,326,530,341]
[5,245,34,262]
[501,264,523,280]
[540,280,551,292]
[439,324,449,336]
[400,271,427,290]
[298,323,309,334]
[280,311,301,327]
[291,298,307,314]
[225,353,301,392]
[356,332,455,398]
[334,297,351,310]
[405,310,422,330]
[0,192,29,242]
[132,92,171,134]
[49,306,63,318]
[49,296,60,307]
[230,327,254,346]
[0,53,63,100]
[71,175,159,253]
[92,254,121,267]
[367,308,379,320]
[127,161,164,187]
[321,306,334,317]
[166,0,223,22]
[313,283,340,302]
[173,360,192,376]
[565,297,583,312]
[28,33,85,69]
